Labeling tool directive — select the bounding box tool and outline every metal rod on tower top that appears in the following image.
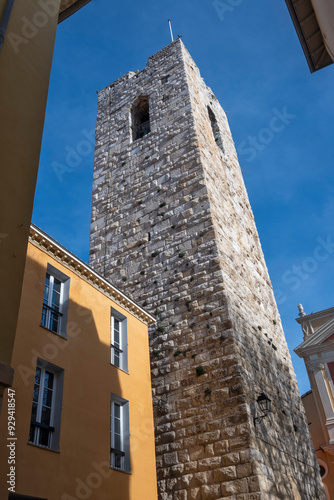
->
[168,19,174,42]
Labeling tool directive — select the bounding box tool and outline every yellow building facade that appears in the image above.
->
[0,0,92,415]
[0,224,157,500]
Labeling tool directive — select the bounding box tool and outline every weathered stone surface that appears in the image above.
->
[201,484,221,500]
[89,39,326,500]
[221,478,249,496]
[213,466,237,482]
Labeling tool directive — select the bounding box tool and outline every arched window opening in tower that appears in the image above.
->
[131,96,151,141]
[207,106,224,153]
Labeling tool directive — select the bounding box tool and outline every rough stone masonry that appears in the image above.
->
[89,39,326,499]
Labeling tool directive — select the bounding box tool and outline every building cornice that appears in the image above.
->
[295,317,334,358]
[29,224,155,327]
[295,341,334,360]
[296,306,334,325]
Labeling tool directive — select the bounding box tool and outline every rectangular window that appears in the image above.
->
[41,264,70,337]
[110,394,130,472]
[111,308,128,372]
[29,360,64,451]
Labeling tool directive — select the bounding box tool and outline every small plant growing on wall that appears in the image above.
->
[196,366,205,377]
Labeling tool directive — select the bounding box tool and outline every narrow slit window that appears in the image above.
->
[208,106,224,153]
[131,96,150,141]
[28,360,64,451]
[111,308,128,372]
[110,394,130,473]
[41,264,70,337]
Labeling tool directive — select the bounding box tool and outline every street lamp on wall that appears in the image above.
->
[254,393,271,425]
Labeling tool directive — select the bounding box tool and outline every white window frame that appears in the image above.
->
[110,394,130,473]
[42,273,63,333]
[29,359,64,451]
[111,308,128,372]
[41,264,70,337]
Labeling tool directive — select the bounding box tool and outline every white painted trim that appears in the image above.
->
[295,317,334,357]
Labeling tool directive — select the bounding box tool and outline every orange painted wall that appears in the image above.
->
[0,241,158,500]
[303,391,334,499]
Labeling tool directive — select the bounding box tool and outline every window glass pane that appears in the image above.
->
[114,351,120,368]
[31,402,38,421]
[114,418,120,434]
[50,314,59,333]
[115,454,121,469]
[39,428,50,447]
[52,289,60,309]
[33,385,40,402]
[41,306,47,327]
[53,278,61,293]
[43,274,50,305]
[41,406,51,425]
[114,403,121,450]
[43,387,53,407]
[44,371,54,390]
[114,404,120,418]
[29,424,36,443]
[114,434,121,450]
[35,367,41,385]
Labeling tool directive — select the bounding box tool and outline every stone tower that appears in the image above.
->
[89,40,325,499]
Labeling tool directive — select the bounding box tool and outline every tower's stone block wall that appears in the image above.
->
[89,40,325,499]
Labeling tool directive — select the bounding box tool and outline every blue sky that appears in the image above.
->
[32,0,334,395]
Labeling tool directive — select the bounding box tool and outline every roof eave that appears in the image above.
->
[58,0,92,24]
[284,0,333,73]
[284,0,317,72]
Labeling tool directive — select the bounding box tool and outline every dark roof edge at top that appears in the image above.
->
[58,0,92,24]
[284,0,317,73]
